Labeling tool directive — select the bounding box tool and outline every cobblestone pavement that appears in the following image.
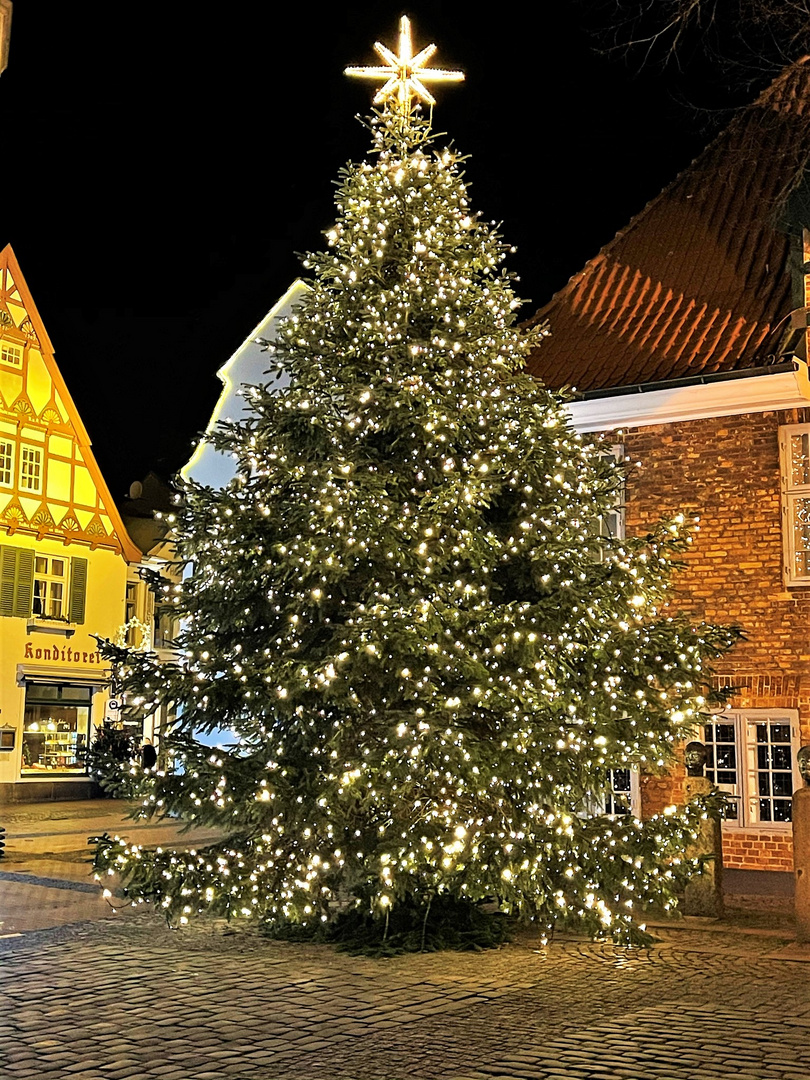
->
[2,911,809,1080]
[0,800,221,932]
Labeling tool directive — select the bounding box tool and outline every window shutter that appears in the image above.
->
[69,557,87,625]
[0,546,34,618]
[15,549,33,617]
[0,546,15,616]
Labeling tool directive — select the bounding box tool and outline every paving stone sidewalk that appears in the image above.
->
[1,910,809,1080]
[0,799,222,933]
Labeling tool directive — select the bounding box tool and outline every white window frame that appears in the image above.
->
[0,438,14,487]
[19,445,42,494]
[604,766,641,817]
[598,444,625,548]
[32,555,67,619]
[584,766,641,818]
[779,423,810,586]
[0,340,23,368]
[704,709,801,829]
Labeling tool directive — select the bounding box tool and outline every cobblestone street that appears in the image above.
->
[2,801,808,1080]
[2,912,809,1080]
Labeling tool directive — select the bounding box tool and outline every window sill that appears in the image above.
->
[721,820,793,832]
[26,618,76,637]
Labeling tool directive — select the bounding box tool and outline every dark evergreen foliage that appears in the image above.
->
[92,106,737,946]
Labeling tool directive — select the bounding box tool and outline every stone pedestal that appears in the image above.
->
[793,786,810,943]
[683,775,724,918]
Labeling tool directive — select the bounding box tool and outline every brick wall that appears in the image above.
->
[722,829,794,871]
[640,769,685,818]
[618,407,810,871]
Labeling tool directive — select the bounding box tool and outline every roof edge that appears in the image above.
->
[526,56,810,334]
[576,361,798,400]
[567,360,810,433]
[0,245,142,564]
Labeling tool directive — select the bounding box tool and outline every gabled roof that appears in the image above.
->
[0,245,141,562]
[525,58,810,394]
[183,279,308,489]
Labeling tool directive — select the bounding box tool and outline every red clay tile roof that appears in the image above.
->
[525,58,810,393]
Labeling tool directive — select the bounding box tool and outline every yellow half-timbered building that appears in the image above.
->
[0,244,143,800]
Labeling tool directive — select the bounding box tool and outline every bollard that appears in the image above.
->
[0,825,5,859]
[682,741,724,918]
[793,746,810,944]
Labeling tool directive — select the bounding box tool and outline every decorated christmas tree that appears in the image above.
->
[95,19,736,945]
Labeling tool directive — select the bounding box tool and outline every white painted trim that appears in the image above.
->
[566,364,810,433]
[778,423,810,587]
[708,709,801,830]
[182,279,309,481]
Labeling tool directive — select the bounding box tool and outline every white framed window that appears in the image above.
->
[584,767,641,818]
[0,341,22,367]
[603,767,640,816]
[0,546,87,624]
[19,445,42,493]
[33,555,67,619]
[779,423,810,585]
[704,709,801,827]
[598,444,625,546]
[0,439,14,487]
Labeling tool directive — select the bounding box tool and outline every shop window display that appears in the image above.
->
[21,683,92,775]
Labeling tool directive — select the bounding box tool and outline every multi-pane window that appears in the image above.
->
[0,545,87,624]
[586,767,640,817]
[19,445,42,493]
[599,503,625,543]
[597,445,625,552]
[33,555,66,619]
[703,719,742,821]
[704,710,800,826]
[754,721,795,822]
[1,341,22,367]
[0,439,14,487]
[779,423,810,584]
[604,767,635,815]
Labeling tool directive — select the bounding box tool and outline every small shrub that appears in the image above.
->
[85,724,140,798]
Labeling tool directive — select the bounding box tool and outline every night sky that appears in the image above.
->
[1,2,752,501]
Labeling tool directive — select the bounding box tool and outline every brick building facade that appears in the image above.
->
[622,409,810,870]
[526,60,810,875]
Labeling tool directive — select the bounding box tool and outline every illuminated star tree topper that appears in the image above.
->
[345,15,464,113]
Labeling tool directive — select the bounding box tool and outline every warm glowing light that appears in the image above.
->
[90,45,737,947]
[345,16,464,113]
